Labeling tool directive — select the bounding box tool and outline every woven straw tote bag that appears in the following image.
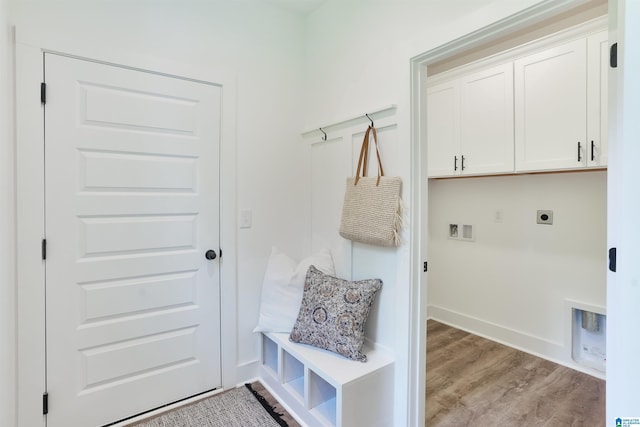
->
[339,125,403,247]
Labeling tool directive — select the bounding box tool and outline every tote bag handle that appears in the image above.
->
[354,125,385,186]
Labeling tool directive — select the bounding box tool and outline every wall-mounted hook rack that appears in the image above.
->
[301,104,397,139]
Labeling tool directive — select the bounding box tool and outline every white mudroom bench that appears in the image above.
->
[259,332,394,427]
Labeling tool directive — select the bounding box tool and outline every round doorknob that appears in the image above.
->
[205,249,217,260]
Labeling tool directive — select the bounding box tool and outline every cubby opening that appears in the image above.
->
[262,334,278,376]
[308,370,337,426]
[282,349,305,402]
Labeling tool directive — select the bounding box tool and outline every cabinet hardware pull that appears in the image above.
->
[591,140,595,162]
[578,142,582,163]
[461,155,465,171]
[454,156,458,171]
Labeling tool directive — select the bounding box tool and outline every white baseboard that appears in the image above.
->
[234,359,260,385]
[427,305,605,380]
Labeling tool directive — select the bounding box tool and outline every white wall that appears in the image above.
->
[8,0,309,387]
[428,172,607,375]
[304,0,553,128]
[307,117,402,351]
[1,0,16,425]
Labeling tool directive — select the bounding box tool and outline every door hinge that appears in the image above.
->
[610,43,618,68]
[41,239,47,260]
[219,248,222,259]
[423,261,428,272]
[42,392,48,415]
[41,82,46,104]
[609,247,617,272]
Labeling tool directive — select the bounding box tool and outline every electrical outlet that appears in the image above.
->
[537,210,553,225]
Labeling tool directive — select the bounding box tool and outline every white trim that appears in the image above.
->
[408,1,595,425]
[234,359,260,386]
[607,0,640,417]
[15,29,238,427]
[16,42,46,427]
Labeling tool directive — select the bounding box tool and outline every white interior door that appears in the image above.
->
[44,53,222,427]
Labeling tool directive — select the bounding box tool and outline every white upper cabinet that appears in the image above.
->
[427,63,514,177]
[428,21,608,178]
[460,63,514,175]
[587,30,608,168]
[427,80,460,177]
[514,30,608,172]
[514,38,588,172]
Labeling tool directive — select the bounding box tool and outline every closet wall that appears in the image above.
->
[428,172,607,374]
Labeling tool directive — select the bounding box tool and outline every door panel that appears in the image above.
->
[427,80,460,177]
[44,53,221,427]
[515,38,587,171]
[460,62,514,175]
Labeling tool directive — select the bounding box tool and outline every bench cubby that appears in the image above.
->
[259,332,394,427]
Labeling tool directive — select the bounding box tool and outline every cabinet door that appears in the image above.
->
[587,30,608,168]
[460,63,514,175]
[515,38,587,172]
[427,80,460,177]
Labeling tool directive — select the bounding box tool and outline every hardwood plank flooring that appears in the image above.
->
[426,320,605,426]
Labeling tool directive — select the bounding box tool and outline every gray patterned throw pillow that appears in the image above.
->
[289,266,382,362]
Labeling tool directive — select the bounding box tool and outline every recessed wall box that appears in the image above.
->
[461,224,475,241]
[448,224,459,239]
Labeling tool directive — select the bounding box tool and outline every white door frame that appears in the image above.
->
[408,0,597,424]
[15,35,238,427]
[606,0,640,419]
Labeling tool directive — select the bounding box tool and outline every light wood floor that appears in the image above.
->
[426,320,605,426]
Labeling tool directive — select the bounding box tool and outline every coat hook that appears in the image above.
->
[366,113,374,127]
[319,127,327,141]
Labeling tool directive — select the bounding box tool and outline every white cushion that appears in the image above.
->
[253,247,335,333]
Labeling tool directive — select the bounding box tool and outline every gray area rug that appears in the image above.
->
[130,385,293,427]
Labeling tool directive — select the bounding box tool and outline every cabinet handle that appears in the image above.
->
[578,142,582,163]
[454,156,458,171]
[591,140,595,162]
[461,155,466,171]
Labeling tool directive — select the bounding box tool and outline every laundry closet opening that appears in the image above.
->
[424,0,608,382]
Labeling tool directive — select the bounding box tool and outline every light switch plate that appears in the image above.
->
[240,209,252,229]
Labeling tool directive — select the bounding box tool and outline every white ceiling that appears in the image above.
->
[264,0,327,16]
